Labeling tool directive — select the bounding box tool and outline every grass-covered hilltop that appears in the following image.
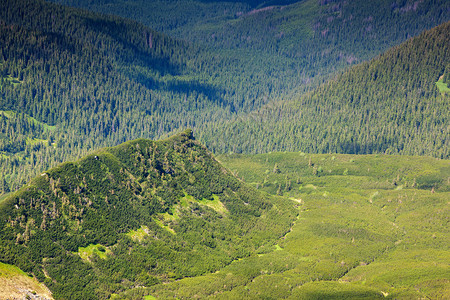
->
[0,130,297,299]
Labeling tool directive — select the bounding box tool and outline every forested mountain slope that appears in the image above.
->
[0,130,297,299]
[1,0,449,196]
[52,150,447,299]
[52,0,450,83]
[201,21,450,158]
[0,0,286,194]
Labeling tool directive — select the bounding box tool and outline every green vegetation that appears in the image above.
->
[126,226,150,242]
[112,152,447,299]
[1,0,449,197]
[436,75,450,94]
[76,244,111,262]
[202,22,450,158]
[0,110,57,192]
[0,133,448,299]
[0,130,296,299]
[182,193,228,215]
[53,0,449,66]
[0,1,448,297]
[1,0,307,195]
[0,111,56,132]
[0,74,21,87]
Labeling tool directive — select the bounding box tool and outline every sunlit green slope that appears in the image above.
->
[121,152,448,299]
[0,130,296,299]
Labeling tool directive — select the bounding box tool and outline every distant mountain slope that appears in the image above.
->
[0,130,297,299]
[52,0,450,77]
[201,21,450,158]
[50,0,300,38]
[0,0,286,194]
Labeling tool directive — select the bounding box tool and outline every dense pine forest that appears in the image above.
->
[0,0,228,193]
[0,0,318,194]
[0,0,449,195]
[51,0,450,94]
[200,21,450,158]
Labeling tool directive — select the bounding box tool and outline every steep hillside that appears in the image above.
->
[0,262,53,299]
[0,130,297,299]
[201,21,450,158]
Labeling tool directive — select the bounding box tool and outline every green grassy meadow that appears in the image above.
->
[76,244,111,262]
[436,76,450,94]
[125,152,449,299]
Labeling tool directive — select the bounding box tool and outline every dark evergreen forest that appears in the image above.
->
[52,0,450,84]
[201,22,450,157]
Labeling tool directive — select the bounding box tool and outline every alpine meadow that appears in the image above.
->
[0,0,448,299]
